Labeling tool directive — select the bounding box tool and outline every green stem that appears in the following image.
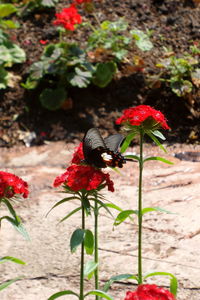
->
[94,199,99,300]
[80,196,85,300]
[138,129,144,284]
[92,12,101,28]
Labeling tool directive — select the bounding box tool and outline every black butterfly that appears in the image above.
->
[83,128,126,168]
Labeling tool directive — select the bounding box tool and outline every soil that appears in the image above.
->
[0,0,200,148]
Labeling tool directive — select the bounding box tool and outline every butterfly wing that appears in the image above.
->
[104,133,124,152]
[83,128,107,167]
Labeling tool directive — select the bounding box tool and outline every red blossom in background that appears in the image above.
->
[53,164,114,192]
[124,284,176,300]
[116,105,170,130]
[39,39,49,45]
[71,142,84,164]
[73,0,92,4]
[53,4,82,31]
[0,171,29,199]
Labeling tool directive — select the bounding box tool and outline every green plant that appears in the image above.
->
[86,18,131,61]
[23,2,153,110]
[0,171,29,290]
[12,0,58,16]
[22,42,94,110]
[109,105,178,298]
[0,4,26,89]
[0,29,26,89]
[152,50,200,97]
[0,3,19,30]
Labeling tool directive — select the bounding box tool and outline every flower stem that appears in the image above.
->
[80,197,85,300]
[94,199,99,300]
[138,129,144,284]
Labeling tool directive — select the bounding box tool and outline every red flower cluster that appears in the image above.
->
[124,284,176,300]
[53,4,82,31]
[71,142,84,165]
[53,164,114,192]
[116,105,170,130]
[0,171,29,199]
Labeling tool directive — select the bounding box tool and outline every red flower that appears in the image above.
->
[53,164,114,192]
[0,171,29,199]
[124,284,176,300]
[39,39,49,45]
[116,105,170,130]
[71,142,84,164]
[53,5,82,31]
[73,0,92,4]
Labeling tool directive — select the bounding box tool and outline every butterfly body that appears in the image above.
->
[83,128,126,168]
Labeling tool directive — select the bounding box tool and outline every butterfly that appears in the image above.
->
[82,128,126,168]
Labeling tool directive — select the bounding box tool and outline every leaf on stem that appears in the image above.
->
[103,274,138,292]
[114,210,138,226]
[0,277,22,291]
[142,207,175,216]
[46,196,80,217]
[70,229,85,253]
[146,131,167,153]
[143,156,173,165]
[47,290,79,300]
[120,132,137,153]
[0,216,30,240]
[84,260,98,279]
[0,256,26,265]
[124,154,140,162]
[143,271,178,296]
[59,207,82,224]
[84,229,94,255]
[84,290,114,300]
[152,130,166,140]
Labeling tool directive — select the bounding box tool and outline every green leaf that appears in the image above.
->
[84,260,98,279]
[114,210,138,226]
[82,196,91,215]
[143,156,173,165]
[131,29,153,51]
[70,229,85,253]
[0,66,8,89]
[103,274,138,292]
[0,4,17,18]
[120,132,138,153]
[0,277,21,291]
[0,43,26,66]
[124,154,140,162]
[144,271,178,296]
[41,0,58,8]
[59,207,82,224]
[0,20,19,29]
[84,290,114,300]
[147,131,167,153]
[0,256,26,265]
[47,290,79,300]
[104,203,123,212]
[152,130,166,140]
[46,197,80,217]
[39,88,67,110]
[142,207,174,216]
[92,62,116,88]
[91,198,113,217]
[84,229,94,255]
[0,213,30,241]
[67,67,92,88]
[170,80,193,97]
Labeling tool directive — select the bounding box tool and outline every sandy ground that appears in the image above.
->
[0,141,200,300]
